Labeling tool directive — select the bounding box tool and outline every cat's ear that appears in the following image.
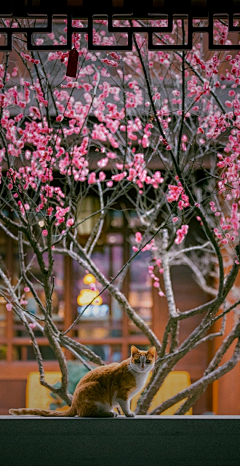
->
[131,345,139,355]
[147,347,156,356]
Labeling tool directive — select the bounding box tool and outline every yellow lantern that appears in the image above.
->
[77,289,102,306]
[83,273,96,285]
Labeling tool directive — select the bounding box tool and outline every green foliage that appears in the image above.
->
[67,360,89,394]
[0,346,7,360]
[49,361,90,410]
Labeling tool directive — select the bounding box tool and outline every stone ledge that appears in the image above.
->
[1,415,240,466]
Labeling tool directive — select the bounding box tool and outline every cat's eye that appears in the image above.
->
[135,360,140,363]
[146,360,151,364]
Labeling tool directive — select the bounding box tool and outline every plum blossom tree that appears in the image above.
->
[1,16,240,413]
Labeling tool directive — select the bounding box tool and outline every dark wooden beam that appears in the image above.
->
[1,0,240,17]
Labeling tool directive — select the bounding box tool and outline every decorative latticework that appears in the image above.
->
[0,0,240,50]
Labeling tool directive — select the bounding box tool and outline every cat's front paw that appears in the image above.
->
[125,412,135,417]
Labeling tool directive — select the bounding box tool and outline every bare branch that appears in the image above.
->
[44,322,72,405]
[59,342,93,372]
[55,243,162,352]
[59,334,105,366]
[150,338,240,415]
[162,229,179,319]
[85,181,105,256]
[18,232,46,315]
[0,221,30,246]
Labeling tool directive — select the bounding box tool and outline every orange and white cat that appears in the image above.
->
[9,346,156,418]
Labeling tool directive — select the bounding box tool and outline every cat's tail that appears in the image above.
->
[9,405,76,417]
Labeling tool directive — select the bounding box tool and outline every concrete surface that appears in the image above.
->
[0,415,239,466]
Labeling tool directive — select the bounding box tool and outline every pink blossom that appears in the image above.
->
[36,38,44,46]
[142,135,149,148]
[56,115,64,122]
[55,207,70,224]
[29,323,37,329]
[101,58,118,67]
[221,238,228,244]
[175,225,189,244]
[88,172,96,184]
[6,303,12,312]
[97,157,108,168]
[47,207,54,216]
[153,171,164,184]
[107,152,116,159]
[29,106,41,120]
[99,171,106,181]
[20,298,28,305]
[42,229,48,236]
[111,172,127,182]
[135,232,142,243]
[167,184,183,202]
[24,287,30,293]
[66,218,74,227]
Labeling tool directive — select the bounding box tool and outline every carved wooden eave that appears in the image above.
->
[0,0,240,50]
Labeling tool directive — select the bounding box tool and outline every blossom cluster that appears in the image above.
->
[175,225,189,245]
[1,17,240,299]
[166,177,190,210]
[148,261,164,297]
